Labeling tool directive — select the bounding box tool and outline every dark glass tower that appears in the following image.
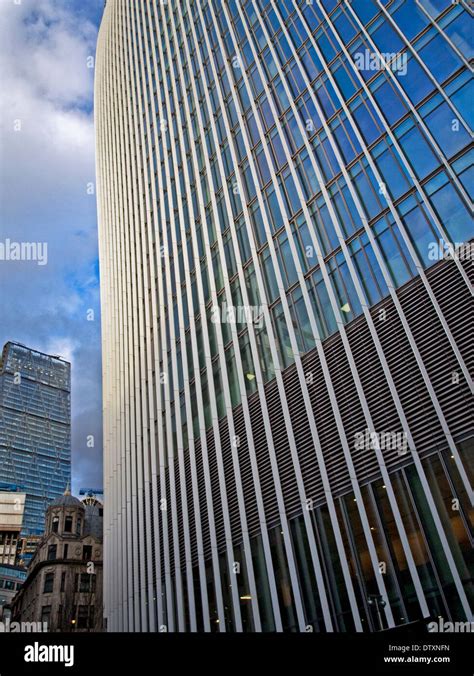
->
[95,0,473,632]
[0,342,71,537]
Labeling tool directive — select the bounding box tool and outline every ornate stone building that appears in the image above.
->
[0,489,26,566]
[11,488,103,631]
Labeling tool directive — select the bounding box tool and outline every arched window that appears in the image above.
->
[52,515,59,533]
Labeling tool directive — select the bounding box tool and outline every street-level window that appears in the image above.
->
[77,606,91,629]
[41,606,51,626]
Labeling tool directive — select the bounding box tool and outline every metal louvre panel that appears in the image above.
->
[205,433,225,556]
[424,258,474,374]
[397,262,474,444]
[246,394,280,526]
[193,443,210,561]
[301,351,334,505]
[372,298,447,457]
[284,364,325,508]
[183,452,197,563]
[232,407,260,537]
[165,254,472,566]
[165,468,174,575]
[149,486,157,592]
[264,379,301,518]
[156,477,165,585]
[344,318,406,473]
[218,418,241,543]
[192,399,276,558]
[322,337,380,489]
[173,455,185,572]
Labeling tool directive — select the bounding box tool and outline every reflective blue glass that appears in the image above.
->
[0,343,71,536]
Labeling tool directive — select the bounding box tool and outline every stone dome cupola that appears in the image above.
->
[46,484,85,538]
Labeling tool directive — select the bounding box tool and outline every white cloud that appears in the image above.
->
[0,0,103,490]
[0,0,99,297]
[44,336,78,364]
[0,1,97,220]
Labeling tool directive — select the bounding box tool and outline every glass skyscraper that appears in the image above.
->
[95,0,473,632]
[0,342,71,537]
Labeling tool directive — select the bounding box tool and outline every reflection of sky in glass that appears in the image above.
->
[0,343,71,535]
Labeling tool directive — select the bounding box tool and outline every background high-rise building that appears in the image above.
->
[95,0,473,632]
[0,489,25,566]
[0,565,27,621]
[0,343,71,541]
[0,489,26,619]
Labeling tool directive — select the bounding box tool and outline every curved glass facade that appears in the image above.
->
[95,0,473,632]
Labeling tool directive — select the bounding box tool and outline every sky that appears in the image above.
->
[0,0,104,495]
